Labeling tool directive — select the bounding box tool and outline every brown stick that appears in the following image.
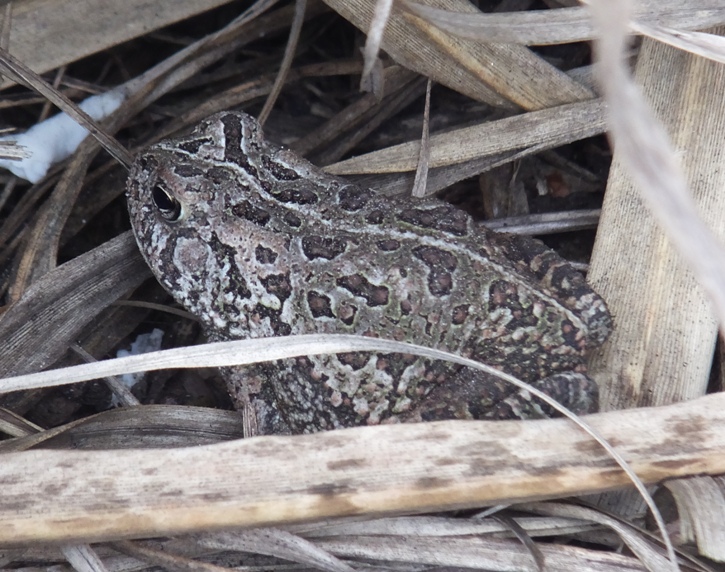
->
[0,392,724,545]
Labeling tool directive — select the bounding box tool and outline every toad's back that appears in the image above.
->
[127,111,611,433]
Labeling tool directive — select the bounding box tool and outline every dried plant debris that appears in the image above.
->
[0,1,723,571]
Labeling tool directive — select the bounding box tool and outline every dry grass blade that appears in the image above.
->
[0,407,41,438]
[60,545,109,572]
[586,21,725,425]
[633,23,725,63]
[591,8,725,331]
[0,334,585,394]
[111,540,233,572]
[403,2,725,46]
[518,502,678,572]
[326,99,605,174]
[0,405,245,452]
[404,3,594,45]
[9,148,97,296]
[196,529,355,572]
[663,477,725,562]
[361,0,393,84]
[492,515,545,572]
[0,232,150,377]
[410,78,432,197]
[314,535,648,571]
[589,0,725,568]
[483,209,601,235]
[70,344,140,408]
[0,3,10,55]
[0,414,115,453]
[290,514,596,538]
[258,0,303,125]
[324,0,592,108]
[2,0,242,83]
[358,130,606,198]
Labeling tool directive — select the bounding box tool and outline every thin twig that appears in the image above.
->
[258,0,307,125]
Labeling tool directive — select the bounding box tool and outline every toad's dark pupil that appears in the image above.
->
[152,184,181,221]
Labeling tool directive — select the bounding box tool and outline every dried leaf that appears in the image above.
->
[663,477,725,562]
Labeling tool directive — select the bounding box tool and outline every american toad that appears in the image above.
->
[126,112,611,434]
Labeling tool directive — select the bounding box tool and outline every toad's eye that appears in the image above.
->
[152,183,182,222]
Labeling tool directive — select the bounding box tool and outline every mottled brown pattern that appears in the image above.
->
[127,111,612,434]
